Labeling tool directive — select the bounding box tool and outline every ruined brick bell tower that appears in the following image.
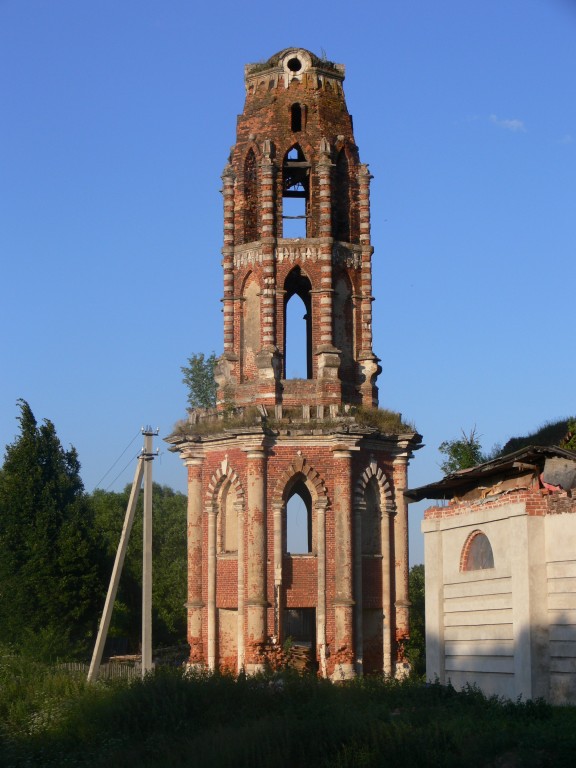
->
[168,49,422,678]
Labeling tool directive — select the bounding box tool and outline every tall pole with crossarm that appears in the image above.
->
[87,428,158,682]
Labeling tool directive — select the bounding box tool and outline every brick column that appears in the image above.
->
[221,163,235,355]
[184,453,205,667]
[259,146,275,349]
[357,164,379,406]
[353,497,365,676]
[316,139,340,388]
[393,454,410,674]
[382,500,394,675]
[245,447,267,673]
[257,145,280,395]
[332,446,355,679]
[272,500,283,639]
[316,496,328,677]
[236,499,246,670]
[207,502,217,670]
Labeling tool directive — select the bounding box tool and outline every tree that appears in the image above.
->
[561,418,576,451]
[406,564,425,678]
[181,352,217,409]
[438,427,486,474]
[90,483,187,650]
[0,400,103,659]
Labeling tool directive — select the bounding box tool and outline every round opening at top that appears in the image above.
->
[287,57,302,72]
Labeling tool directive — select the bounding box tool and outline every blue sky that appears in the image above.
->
[1,0,574,565]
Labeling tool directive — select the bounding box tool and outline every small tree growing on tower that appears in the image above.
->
[181,352,217,409]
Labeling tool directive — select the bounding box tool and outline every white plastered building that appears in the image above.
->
[407,446,576,704]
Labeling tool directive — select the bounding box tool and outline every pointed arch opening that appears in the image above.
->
[243,149,258,243]
[282,144,309,238]
[285,477,312,554]
[284,267,312,379]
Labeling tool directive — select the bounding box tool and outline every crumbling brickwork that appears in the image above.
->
[169,49,421,678]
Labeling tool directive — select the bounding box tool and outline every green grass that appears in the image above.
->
[172,405,417,440]
[1,651,574,767]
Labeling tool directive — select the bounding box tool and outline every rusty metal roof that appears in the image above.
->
[405,445,576,502]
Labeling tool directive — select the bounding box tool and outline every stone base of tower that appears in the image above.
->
[168,410,421,678]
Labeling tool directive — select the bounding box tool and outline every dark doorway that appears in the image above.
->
[283,607,315,646]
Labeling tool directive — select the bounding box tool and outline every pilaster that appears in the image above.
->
[332,446,355,679]
[184,453,205,666]
[393,454,410,670]
[245,446,268,672]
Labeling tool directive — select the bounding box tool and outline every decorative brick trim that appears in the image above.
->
[205,457,245,512]
[459,529,494,572]
[354,459,394,510]
[271,452,328,506]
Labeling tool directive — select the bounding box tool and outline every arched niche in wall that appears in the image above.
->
[362,476,382,555]
[218,482,238,553]
[333,270,354,381]
[240,273,260,381]
[243,148,258,243]
[333,149,350,241]
[461,530,495,571]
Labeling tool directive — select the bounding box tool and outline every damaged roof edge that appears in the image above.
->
[405,445,576,503]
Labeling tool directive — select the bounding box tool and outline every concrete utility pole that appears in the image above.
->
[87,427,158,683]
[141,427,157,676]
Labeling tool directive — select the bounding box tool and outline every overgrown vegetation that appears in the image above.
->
[406,564,425,677]
[353,406,415,434]
[438,427,488,474]
[439,419,576,476]
[173,403,416,440]
[1,655,574,767]
[501,417,576,454]
[0,401,104,660]
[0,401,188,663]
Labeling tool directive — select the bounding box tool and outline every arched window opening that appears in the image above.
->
[462,531,494,571]
[283,144,309,238]
[362,477,382,555]
[244,149,258,243]
[286,480,312,554]
[333,150,350,241]
[333,272,354,379]
[284,267,312,379]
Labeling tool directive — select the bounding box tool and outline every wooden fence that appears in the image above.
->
[58,661,140,680]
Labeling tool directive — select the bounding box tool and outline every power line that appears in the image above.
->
[94,430,141,489]
[104,452,141,492]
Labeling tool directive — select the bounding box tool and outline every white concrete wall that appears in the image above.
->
[423,500,576,703]
[545,514,576,703]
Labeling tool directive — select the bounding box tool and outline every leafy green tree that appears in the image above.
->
[91,483,187,650]
[406,564,425,677]
[0,401,103,659]
[561,418,576,451]
[181,352,217,409]
[438,427,486,474]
